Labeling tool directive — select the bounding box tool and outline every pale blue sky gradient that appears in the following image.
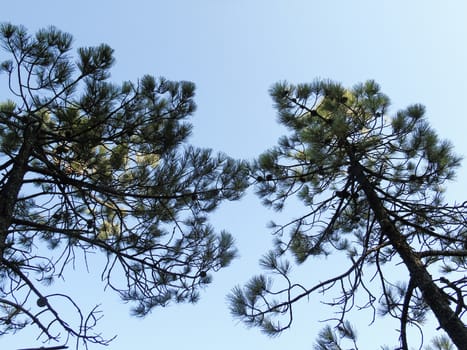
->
[1,1,467,349]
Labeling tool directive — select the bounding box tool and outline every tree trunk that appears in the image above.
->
[349,162,467,349]
[0,123,38,259]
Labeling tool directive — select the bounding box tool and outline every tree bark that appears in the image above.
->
[349,162,467,349]
[0,123,38,259]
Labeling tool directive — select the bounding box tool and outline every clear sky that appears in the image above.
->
[1,1,467,349]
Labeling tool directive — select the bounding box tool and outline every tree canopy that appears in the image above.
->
[228,79,467,349]
[0,23,247,347]
[2,22,466,350]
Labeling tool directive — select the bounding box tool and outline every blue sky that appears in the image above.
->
[2,1,467,349]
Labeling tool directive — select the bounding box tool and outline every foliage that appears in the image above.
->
[313,321,358,350]
[0,24,247,348]
[228,79,467,349]
[424,335,455,350]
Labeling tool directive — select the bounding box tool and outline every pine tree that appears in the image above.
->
[0,24,247,347]
[228,79,467,349]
